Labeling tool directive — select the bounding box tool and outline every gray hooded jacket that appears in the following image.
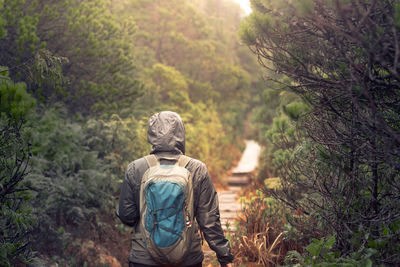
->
[117,111,234,266]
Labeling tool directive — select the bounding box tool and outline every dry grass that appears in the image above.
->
[229,185,302,266]
[231,225,288,266]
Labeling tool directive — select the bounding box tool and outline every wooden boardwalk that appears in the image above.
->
[218,140,261,231]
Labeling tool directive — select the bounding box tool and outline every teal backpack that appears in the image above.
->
[139,155,196,265]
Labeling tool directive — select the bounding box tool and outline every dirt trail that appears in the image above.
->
[217,140,261,231]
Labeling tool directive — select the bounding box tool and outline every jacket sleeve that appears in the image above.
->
[195,165,234,265]
[117,162,140,227]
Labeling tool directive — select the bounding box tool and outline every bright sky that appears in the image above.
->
[232,0,252,16]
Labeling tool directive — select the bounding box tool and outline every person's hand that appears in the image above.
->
[221,264,232,267]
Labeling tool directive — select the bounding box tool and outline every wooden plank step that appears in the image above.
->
[226,175,250,185]
[219,203,241,212]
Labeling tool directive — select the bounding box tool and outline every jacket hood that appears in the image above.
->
[147,111,185,154]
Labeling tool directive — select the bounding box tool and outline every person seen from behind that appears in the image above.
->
[117,111,234,267]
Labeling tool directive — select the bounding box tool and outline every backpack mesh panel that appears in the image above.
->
[145,181,185,247]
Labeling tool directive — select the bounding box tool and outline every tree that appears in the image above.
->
[0,70,36,266]
[0,0,143,115]
[241,0,400,263]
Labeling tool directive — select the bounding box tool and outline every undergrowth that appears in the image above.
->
[229,185,302,266]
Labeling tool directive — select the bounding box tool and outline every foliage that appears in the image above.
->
[25,107,151,256]
[120,0,257,130]
[27,107,107,254]
[1,0,261,264]
[282,236,377,267]
[0,72,36,266]
[230,188,299,266]
[0,74,36,124]
[242,0,400,264]
[0,0,143,115]
[113,0,258,179]
[85,114,150,181]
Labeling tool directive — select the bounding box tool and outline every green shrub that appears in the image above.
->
[282,236,377,267]
[27,107,111,253]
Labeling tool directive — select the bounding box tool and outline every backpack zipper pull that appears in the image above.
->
[185,215,192,227]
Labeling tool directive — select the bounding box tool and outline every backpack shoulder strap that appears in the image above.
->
[144,155,159,167]
[176,155,190,168]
